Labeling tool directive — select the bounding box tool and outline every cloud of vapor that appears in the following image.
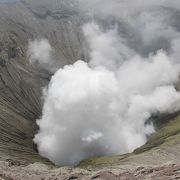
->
[33,0,180,166]
[27,39,57,72]
[78,0,180,18]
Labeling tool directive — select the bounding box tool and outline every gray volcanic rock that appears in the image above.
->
[0,0,85,164]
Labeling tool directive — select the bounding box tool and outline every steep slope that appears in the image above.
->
[0,0,84,164]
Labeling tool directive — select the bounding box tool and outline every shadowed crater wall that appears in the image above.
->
[0,0,85,164]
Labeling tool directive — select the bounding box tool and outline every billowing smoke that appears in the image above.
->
[32,0,180,166]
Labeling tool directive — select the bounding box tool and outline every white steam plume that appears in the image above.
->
[33,0,180,166]
[27,39,57,72]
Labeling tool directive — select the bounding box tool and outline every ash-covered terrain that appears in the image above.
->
[0,0,84,165]
[0,0,180,179]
